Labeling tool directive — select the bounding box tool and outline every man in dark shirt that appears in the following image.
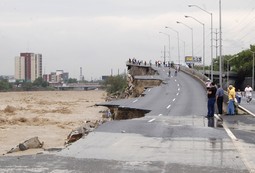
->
[216,84,224,115]
[207,82,217,127]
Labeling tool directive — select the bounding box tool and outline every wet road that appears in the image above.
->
[0,66,254,173]
[0,115,249,173]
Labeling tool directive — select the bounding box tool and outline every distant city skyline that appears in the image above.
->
[0,0,254,80]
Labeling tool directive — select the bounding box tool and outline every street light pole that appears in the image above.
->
[253,52,255,90]
[180,39,186,60]
[159,32,171,63]
[219,0,223,87]
[188,5,213,81]
[185,15,205,75]
[165,26,180,64]
[176,21,194,59]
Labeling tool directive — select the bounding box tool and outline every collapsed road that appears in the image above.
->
[0,63,253,173]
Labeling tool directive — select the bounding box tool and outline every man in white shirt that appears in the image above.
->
[244,84,253,103]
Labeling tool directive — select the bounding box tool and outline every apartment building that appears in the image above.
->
[43,70,69,84]
[15,53,42,82]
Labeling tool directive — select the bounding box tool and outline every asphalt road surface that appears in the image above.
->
[0,66,253,173]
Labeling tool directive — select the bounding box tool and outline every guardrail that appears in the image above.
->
[180,66,210,89]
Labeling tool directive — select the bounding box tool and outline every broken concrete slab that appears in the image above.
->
[7,137,44,154]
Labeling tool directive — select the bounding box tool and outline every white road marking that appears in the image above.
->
[222,121,255,172]
[177,84,180,87]
[158,114,162,116]
[148,118,156,123]
[176,93,179,96]
[133,99,138,103]
[222,122,237,140]
[166,105,171,109]
[148,89,151,92]
[175,79,177,82]
[178,88,180,91]
[173,98,176,102]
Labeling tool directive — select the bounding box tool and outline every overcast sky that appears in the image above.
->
[0,0,255,80]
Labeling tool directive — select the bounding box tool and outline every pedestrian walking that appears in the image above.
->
[216,84,224,115]
[168,69,171,77]
[244,84,253,103]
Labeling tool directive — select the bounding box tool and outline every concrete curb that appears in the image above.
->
[238,104,255,117]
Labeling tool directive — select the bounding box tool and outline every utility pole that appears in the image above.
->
[159,32,171,63]
[214,29,219,82]
[164,45,166,63]
[219,0,223,87]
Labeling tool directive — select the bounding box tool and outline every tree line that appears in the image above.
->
[0,75,127,93]
[0,77,84,91]
[213,44,255,88]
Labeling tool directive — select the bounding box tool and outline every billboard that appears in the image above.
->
[185,56,202,63]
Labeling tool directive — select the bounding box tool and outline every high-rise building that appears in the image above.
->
[15,53,42,82]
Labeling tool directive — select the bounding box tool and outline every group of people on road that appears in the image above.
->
[227,84,253,106]
[206,82,253,127]
[226,84,253,115]
[168,65,180,78]
[128,58,176,68]
[129,58,150,66]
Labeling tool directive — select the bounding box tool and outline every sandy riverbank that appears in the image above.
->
[0,90,107,156]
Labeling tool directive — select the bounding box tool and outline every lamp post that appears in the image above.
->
[219,0,223,87]
[226,55,238,87]
[165,26,180,64]
[176,21,194,59]
[180,39,186,60]
[185,15,205,75]
[159,32,171,63]
[188,5,213,81]
[249,50,255,89]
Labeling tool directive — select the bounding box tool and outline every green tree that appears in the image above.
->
[215,45,255,88]
[67,78,78,83]
[33,77,49,87]
[104,75,127,94]
[0,79,12,91]
[22,82,33,91]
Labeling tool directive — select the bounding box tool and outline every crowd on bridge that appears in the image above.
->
[128,58,175,68]
[206,82,253,127]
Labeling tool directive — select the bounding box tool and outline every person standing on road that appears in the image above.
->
[207,82,217,127]
[227,85,235,115]
[236,89,242,104]
[244,84,253,103]
[216,84,224,115]
[174,68,177,76]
